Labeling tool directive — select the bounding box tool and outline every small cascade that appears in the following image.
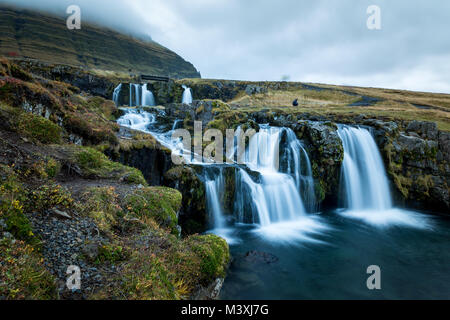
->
[337,126,392,211]
[129,84,155,106]
[172,119,183,131]
[205,168,226,229]
[182,85,193,105]
[113,83,122,106]
[282,129,317,212]
[117,108,155,132]
[141,84,156,106]
[234,127,311,226]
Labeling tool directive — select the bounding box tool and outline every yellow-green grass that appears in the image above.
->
[226,85,450,131]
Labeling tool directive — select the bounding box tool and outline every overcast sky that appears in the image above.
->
[2,0,450,93]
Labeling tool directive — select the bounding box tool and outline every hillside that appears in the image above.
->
[0,6,200,79]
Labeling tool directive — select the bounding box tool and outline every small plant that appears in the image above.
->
[25,183,74,213]
[0,239,57,300]
[16,112,62,144]
[96,243,130,264]
[0,165,36,245]
[79,186,122,233]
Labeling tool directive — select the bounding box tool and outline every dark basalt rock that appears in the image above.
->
[370,120,449,213]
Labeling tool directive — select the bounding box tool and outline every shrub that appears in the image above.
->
[16,112,62,144]
[25,183,74,213]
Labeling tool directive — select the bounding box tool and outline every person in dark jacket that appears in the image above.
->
[292,98,299,107]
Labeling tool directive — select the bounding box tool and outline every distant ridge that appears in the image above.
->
[0,6,201,79]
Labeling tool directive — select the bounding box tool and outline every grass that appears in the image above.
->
[67,145,147,184]
[0,239,57,300]
[123,187,182,235]
[225,86,450,131]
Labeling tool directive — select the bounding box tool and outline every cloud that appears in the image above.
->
[1,0,449,92]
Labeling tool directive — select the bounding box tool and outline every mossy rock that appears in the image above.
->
[124,187,182,235]
[187,234,230,283]
[64,145,147,184]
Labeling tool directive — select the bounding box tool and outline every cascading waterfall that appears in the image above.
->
[116,109,328,240]
[182,85,193,105]
[128,84,155,106]
[141,84,156,106]
[205,168,226,229]
[336,125,431,229]
[234,127,313,226]
[337,126,392,211]
[282,128,317,212]
[172,119,183,131]
[117,108,155,131]
[113,83,122,106]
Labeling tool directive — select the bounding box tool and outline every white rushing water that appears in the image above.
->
[338,126,392,210]
[337,125,432,229]
[204,168,226,229]
[128,84,156,106]
[234,126,323,242]
[117,108,156,131]
[182,85,193,105]
[141,84,156,106]
[113,83,122,106]
[116,108,326,242]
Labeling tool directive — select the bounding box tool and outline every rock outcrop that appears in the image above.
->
[369,120,449,212]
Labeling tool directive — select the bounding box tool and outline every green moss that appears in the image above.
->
[16,112,62,144]
[96,243,130,264]
[124,187,182,235]
[0,165,37,245]
[44,158,61,178]
[119,253,177,300]
[73,146,147,184]
[188,234,230,282]
[0,239,57,300]
[79,186,122,233]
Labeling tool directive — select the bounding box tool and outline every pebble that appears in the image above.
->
[27,211,112,299]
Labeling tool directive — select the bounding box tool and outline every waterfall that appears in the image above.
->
[141,84,156,106]
[182,85,193,105]
[336,125,432,229]
[113,83,122,106]
[131,84,141,106]
[337,126,392,211]
[172,119,182,131]
[117,108,155,132]
[282,129,317,212]
[235,127,312,226]
[129,84,155,106]
[205,168,226,229]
